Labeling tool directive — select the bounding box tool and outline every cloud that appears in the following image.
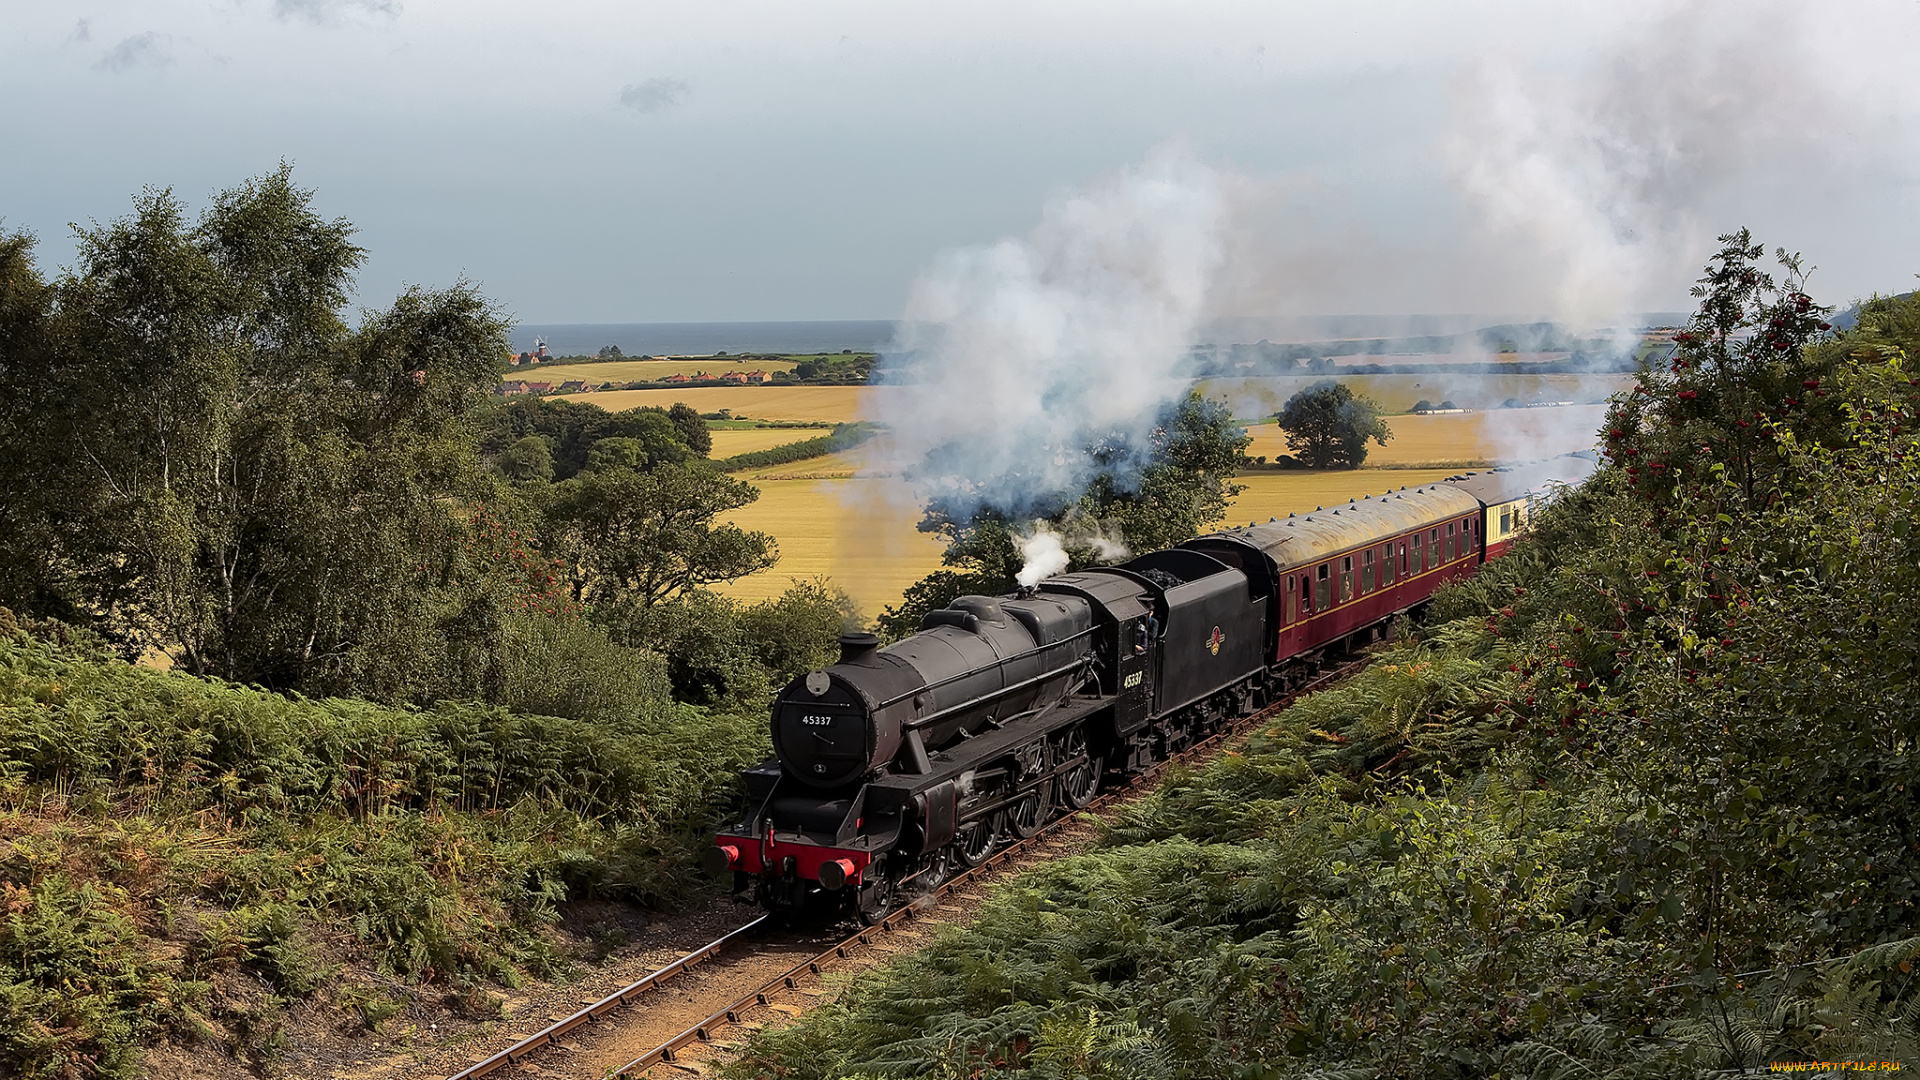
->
[95,32,172,73]
[273,0,402,25]
[619,77,691,114]
[70,18,91,44]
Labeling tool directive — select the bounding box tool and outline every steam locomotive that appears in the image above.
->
[703,457,1594,922]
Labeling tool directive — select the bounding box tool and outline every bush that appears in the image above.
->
[0,613,778,1076]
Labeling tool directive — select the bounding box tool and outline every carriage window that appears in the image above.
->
[1315,564,1331,611]
[1340,556,1354,602]
[1362,548,1375,593]
[1429,529,1439,569]
[1500,507,1512,533]
[1445,523,1456,561]
[1285,574,1298,624]
[1381,545,1394,585]
[1400,543,1408,575]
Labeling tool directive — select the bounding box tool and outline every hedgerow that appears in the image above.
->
[717,421,880,471]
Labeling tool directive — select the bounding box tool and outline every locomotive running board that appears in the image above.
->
[866,694,1115,799]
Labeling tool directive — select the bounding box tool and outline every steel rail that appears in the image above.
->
[610,656,1371,1078]
[443,914,771,1080]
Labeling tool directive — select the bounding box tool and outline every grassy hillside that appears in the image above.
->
[0,612,769,1077]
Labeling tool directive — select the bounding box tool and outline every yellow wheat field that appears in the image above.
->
[715,475,946,615]
[1204,373,1631,415]
[1223,468,1471,525]
[707,428,835,458]
[590,385,877,423]
[717,463,1514,619]
[1243,405,1609,468]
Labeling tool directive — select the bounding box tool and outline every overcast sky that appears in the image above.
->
[5,0,1918,326]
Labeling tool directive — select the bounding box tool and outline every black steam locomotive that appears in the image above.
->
[703,458,1593,922]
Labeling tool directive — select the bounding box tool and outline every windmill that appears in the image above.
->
[534,336,549,360]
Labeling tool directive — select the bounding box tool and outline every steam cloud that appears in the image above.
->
[1437,0,1856,464]
[861,1,1896,527]
[1013,518,1131,588]
[864,150,1224,524]
[95,32,172,73]
[1014,528,1070,588]
[274,0,402,24]
[621,78,691,113]
[1443,0,1843,329]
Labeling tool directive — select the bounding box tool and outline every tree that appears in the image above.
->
[1274,380,1391,467]
[545,460,778,610]
[0,167,512,694]
[478,396,696,478]
[668,400,712,456]
[1602,229,1838,511]
[498,435,554,481]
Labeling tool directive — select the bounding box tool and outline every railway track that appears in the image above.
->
[445,655,1370,1080]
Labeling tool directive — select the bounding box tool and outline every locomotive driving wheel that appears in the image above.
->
[1057,727,1099,809]
[1007,789,1047,839]
[954,819,998,867]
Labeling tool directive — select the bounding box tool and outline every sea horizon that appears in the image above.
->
[510,320,897,357]
[510,313,1694,358]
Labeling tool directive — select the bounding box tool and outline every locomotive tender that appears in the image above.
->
[705,457,1594,922]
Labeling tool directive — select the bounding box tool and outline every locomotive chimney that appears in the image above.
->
[837,632,880,664]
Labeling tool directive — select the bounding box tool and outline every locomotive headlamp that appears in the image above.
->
[818,858,858,890]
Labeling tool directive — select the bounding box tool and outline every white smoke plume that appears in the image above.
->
[1439,0,1855,465]
[1014,528,1069,588]
[1012,515,1132,588]
[862,149,1225,522]
[1442,0,1844,331]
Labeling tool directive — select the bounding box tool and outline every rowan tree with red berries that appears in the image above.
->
[1603,228,1842,513]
